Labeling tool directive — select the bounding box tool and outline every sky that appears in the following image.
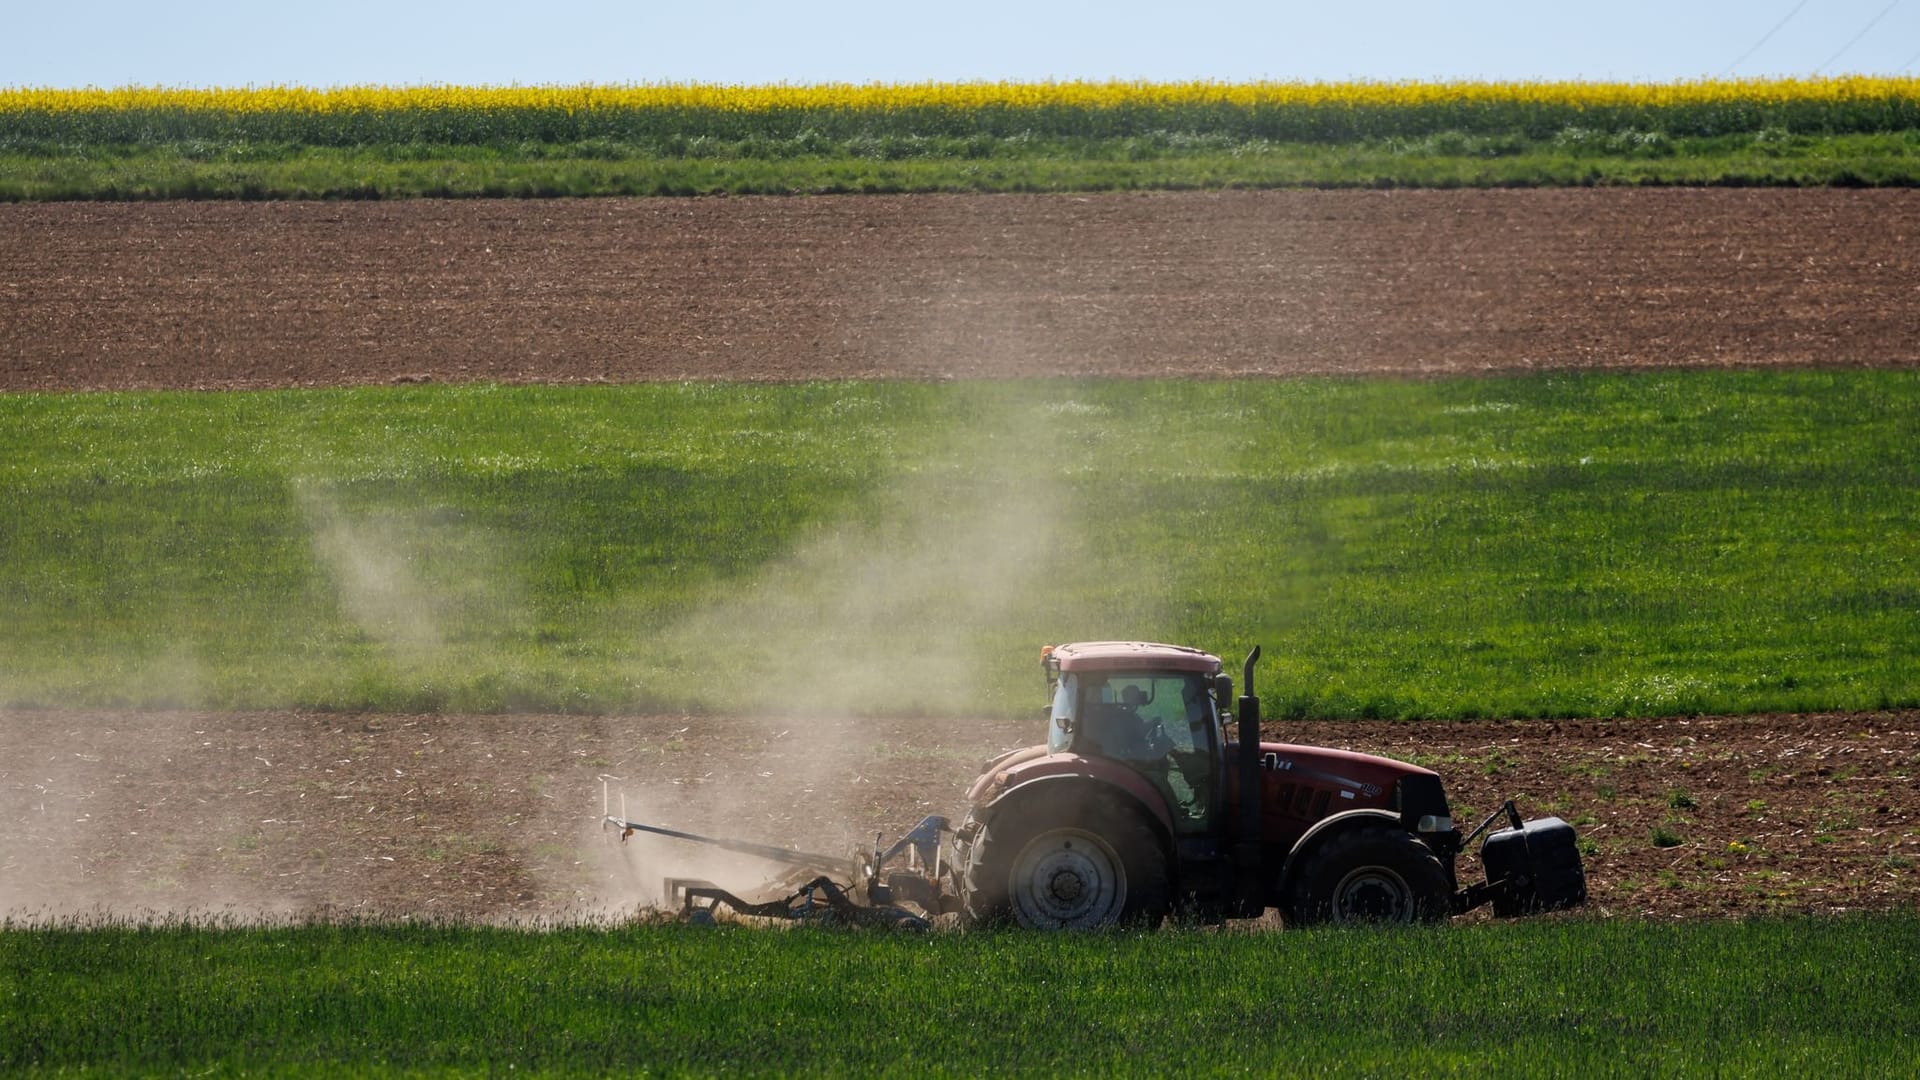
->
[6,1,1920,88]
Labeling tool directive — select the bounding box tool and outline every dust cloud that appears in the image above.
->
[295,484,448,655]
[0,709,303,920]
[0,216,1128,914]
[652,224,1120,718]
[602,381,1066,896]
[591,246,1139,908]
[292,481,524,664]
[655,388,1065,715]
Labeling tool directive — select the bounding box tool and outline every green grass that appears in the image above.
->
[5,130,1920,199]
[1,371,1914,718]
[3,915,1916,1076]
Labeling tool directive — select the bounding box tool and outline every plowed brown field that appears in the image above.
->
[2,189,1915,923]
[5,189,1918,390]
[4,710,1916,922]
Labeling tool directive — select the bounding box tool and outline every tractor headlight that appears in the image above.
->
[1416,814,1453,833]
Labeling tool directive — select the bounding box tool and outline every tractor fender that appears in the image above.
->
[976,763,1177,851]
[1274,809,1405,900]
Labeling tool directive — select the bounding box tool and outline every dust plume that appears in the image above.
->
[294,483,448,656]
[654,396,1063,716]
[590,382,1086,906]
[592,234,1161,902]
[291,480,524,669]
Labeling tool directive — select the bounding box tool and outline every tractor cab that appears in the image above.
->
[1044,642,1228,835]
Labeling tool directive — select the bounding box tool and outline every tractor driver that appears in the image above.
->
[1082,681,1172,761]
[1080,677,1211,831]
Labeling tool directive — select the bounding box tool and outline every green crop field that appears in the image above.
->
[1,371,1914,718]
[5,78,1920,198]
[4,914,1917,1076]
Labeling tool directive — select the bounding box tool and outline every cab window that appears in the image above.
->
[1076,672,1217,832]
[1047,675,1076,754]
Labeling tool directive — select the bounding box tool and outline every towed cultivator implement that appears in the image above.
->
[604,643,1586,930]
[603,782,954,928]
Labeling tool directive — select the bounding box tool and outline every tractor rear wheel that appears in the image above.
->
[962,799,1170,929]
[1287,824,1451,927]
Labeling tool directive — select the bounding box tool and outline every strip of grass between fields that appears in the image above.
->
[3,915,1916,1076]
[5,131,1920,199]
[0,372,1914,717]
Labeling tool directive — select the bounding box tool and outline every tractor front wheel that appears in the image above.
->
[963,801,1170,929]
[1287,824,1451,927]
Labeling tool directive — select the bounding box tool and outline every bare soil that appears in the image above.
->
[3,709,1915,923]
[4,189,1918,391]
[2,189,1915,923]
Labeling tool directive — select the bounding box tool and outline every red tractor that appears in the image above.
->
[607,641,1585,929]
[952,641,1585,928]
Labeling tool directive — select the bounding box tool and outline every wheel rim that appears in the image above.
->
[1330,865,1417,924]
[1008,827,1128,929]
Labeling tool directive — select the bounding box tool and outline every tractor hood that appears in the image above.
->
[1232,740,1449,832]
[1256,741,1441,796]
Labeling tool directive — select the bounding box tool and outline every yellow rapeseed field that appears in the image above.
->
[2,76,1917,115]
[2,78,1916,146]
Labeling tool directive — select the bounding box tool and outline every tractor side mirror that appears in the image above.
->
[1213,674,1234,716]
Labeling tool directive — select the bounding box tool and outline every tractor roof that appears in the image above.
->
[1047,641,1223,674]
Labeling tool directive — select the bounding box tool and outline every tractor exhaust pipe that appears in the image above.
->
[1235,645,1263,912]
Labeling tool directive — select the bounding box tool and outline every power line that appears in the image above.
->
[1899,46,1920,71]
[1816,0,1903,74]
[1722,0,1814,76]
